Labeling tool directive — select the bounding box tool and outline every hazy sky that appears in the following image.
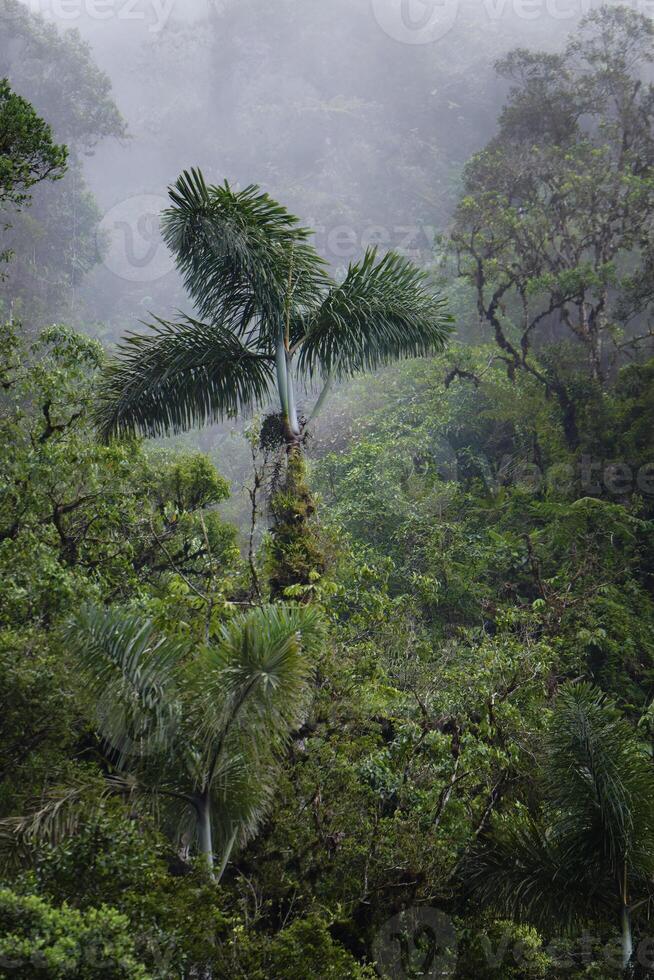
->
[11,0,598,332]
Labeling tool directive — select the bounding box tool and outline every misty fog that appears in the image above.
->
[2,0,591,337]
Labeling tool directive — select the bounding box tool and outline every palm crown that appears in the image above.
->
[467,683,654,970]
[96,169,451,443]
[63,602,324,878]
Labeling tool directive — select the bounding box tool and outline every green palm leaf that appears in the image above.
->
[198,604,323,766]
[95,315,275,440]
[545,683,654,881]
[465,812,609,931]
[297,248,453,379]
[64,604,186,768]
[466,682,654,935]
[162,169,327,338]
[8,605,323,875]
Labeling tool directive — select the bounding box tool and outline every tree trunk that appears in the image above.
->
[269,341,324,599]
[621,903,633,973]
[197,797,214,879]
[553,382,580,451]
[269,443,324,601]
[217,827,238,883]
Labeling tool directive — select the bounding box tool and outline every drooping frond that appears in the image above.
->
[64,604,187,767]
[0,774,136,864]
[94,316,275,441]
[465,813,608,931]
[162,169,327,338]
[297,248,453,379]
[466,682,654,931]
[194,604,323,854]
[545,682,654,879]
[205,750,276,857]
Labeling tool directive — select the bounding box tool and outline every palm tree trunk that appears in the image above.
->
[621,903,633,972]
[285,354,301,439]
[307,369,335,425]
[197,797,214,879]
[217,827,238,882]
[275,337,290,418]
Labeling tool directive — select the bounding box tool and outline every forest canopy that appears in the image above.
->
[1,4,654,979]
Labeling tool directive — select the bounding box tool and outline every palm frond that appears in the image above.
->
[187,604,323,862]
[162,169,327,337]
[94,315,275,440]
[466,682,654,933]
[465,813,609,931]
[64,604,186,768]
[0,773,125,864]
[195,604,323,804]
[297,248,453,379]
[206,750,276,856]
[203,604,322,743]
[545,682,654,879]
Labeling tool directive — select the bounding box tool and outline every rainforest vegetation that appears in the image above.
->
[2,1,654,977]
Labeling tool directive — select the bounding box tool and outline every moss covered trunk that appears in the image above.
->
[268,445,325,601]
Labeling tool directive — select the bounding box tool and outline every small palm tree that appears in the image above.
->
[95,169,451,448]
[63,602,324,879]
[466,683,654,973]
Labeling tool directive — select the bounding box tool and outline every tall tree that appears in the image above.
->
[0,79,66,209]
[63,602,324,878]
[449,7,654,448]
[94,170,450,595]
[95,169,451,449]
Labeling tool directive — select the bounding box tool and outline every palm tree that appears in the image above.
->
[95,169,451,449]
[466,683,654,973]
[63,602,324,879]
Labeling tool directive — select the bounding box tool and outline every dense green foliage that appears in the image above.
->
[0,79,66,209]
[2,5,654,979]
[0,0,125,326]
